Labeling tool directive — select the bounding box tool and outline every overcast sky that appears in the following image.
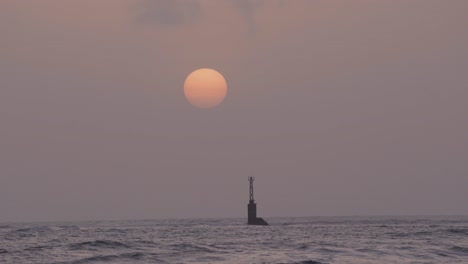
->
[1,0,468,222]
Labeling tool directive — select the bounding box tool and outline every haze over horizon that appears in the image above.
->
[1,0,468,222]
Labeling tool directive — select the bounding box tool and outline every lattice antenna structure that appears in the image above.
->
[248,176,255,203]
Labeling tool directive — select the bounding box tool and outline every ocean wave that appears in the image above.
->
[388,230,433,238]
[57,225,80,230]
[451,246,468,254]
[95,228,130,234]
[15,226,53,233]
[24,245,54,252]
[289,260,324,264]
[0,248,8,254]
[169,242,215,253]
[134,240,159,246]
[316,247,342,254]
[69,240,130,250]
[355,248,388,256]
[64,252,157,264]
[297,244,309,250]
[446,228,468,235]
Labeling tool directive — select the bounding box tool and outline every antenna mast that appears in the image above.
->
[248,176,254,203]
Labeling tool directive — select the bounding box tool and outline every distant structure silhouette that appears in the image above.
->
[247,177,268,225]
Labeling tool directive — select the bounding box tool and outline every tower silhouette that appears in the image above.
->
[247,177,268,225]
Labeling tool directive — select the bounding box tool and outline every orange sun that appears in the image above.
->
[184,68,228,109]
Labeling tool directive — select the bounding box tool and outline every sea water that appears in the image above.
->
[1,216,467,263]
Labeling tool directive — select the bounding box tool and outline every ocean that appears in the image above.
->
[1,216,467,264]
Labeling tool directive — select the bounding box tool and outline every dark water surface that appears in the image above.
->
[1,216,468,263]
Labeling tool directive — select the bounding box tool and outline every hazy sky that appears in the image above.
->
[1,0,468,222]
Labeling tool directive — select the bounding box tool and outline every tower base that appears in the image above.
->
[248,217,269,226]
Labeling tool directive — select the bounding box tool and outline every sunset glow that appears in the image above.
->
[184,68,227,109]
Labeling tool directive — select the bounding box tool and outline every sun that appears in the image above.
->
[184,68,228,109]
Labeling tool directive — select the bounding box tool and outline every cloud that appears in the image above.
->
[231,0,264,36]
[134,0,201,27]
[132,0,266,35]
